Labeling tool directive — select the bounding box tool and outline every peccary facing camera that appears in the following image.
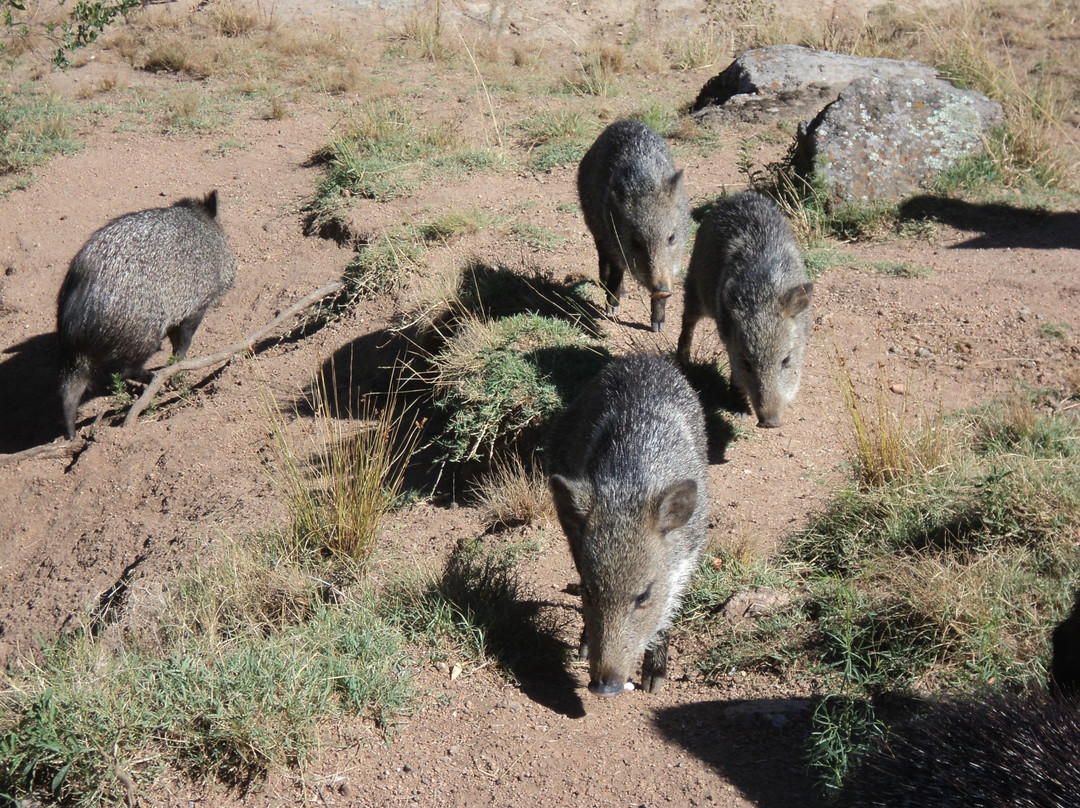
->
[546,354,707,695]
[577,119,688,332]
[57,191,236,438]
[837,692,1080,808]
[677,191,812,428]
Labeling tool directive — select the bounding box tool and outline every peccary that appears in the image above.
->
[57,191,236,438]
[546,353,707,695]
[577,119,688,332]
[837,691,1080,807]
[676,191,812,428]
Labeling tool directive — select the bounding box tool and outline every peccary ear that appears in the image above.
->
[653,479,698,534]
[780,282,813,318]
[203,190,219,218]
[666,170,685,198]
[550,475,593,534]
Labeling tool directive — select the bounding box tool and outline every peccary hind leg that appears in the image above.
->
[167,313,205,361]
[60,369,91,440]
[641,628,670,693]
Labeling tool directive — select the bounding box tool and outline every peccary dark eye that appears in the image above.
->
[781,354,792,369]
[667,232,677,245]
[635,584,653,609]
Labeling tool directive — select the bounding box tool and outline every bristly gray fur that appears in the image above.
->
[546,353,707,695]
[577,119,688,332]
[838,691,1080,807]
[677,190,812,428]
[56,191,237,438]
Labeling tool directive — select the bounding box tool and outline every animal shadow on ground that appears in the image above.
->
[427,539,587,718]
[0,333,64,452]
[678,360,743,463]
[654,699,822,808]
[899,196,1080,250]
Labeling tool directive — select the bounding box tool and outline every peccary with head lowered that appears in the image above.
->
[546,353,708,695]
[57,191,237,438]
[577,119,688,332]
[677,191,812,428]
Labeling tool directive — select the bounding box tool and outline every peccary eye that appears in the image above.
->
[667,232,677,246]
[781,354,792,369]
[635,584,654,609]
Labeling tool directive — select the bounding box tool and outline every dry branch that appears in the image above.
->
[123,280,344,427]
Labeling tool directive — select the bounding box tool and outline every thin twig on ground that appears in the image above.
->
[123,280,344,426]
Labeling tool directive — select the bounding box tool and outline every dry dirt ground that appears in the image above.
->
[1,0,1079,806]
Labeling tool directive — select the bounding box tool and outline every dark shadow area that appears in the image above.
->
[654,698,822,808]
[302,326,415,419]
[898,195,1080,250]
[0,333,65,452]
[430,540,586,718]
[526,344,612,411]
[678,359,745,463]
[454,259,603,333]
[691,196,728,225]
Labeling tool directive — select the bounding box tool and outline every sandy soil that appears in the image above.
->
[1,0,1079,805]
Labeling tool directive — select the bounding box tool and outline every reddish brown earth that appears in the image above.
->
[1,1,1079,805]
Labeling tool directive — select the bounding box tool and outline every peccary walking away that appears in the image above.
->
[577,119,688,332]
[546,353,707,695]
[677,190,812,428]
[57,191,237,439]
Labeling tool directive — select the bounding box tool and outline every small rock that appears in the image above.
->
[915,347,934,359]
[1018,308,1032,322]
[722,587,791,623]
[890,383,906,395]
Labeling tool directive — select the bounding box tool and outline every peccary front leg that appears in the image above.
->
[598,257,625,317]
[641,628,670,693]
[167,313,206,361]
[650,296,667,333]
[577,627,589,661]
[676,285,704,365]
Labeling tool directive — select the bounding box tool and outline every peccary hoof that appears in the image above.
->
[640,673,665,694]
[651,319,663,332]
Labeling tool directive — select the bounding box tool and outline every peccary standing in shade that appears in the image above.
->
[546,353,707,695]
[57,191,236,438]
[677,190,812,428]
[837,692,1080,807]
[577,119,688,332]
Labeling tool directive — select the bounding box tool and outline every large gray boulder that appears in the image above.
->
[691,45,938,124]
[794,75,1004,204]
